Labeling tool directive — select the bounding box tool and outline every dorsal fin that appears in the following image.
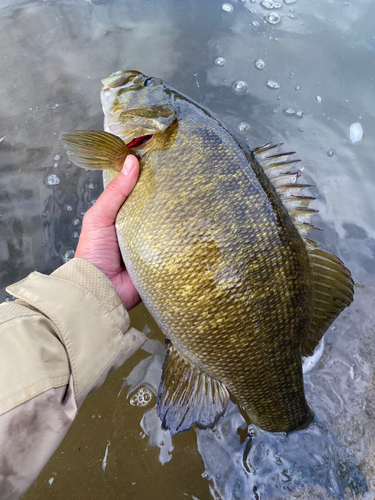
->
[252,143,320,238]
[252,143,354,356]
[157,341,229,435]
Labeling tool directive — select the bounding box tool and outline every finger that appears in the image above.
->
[87,155,139,227]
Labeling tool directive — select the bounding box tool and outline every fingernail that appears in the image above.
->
[122,157,135,176]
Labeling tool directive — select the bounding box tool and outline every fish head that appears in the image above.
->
[101,70,177,149]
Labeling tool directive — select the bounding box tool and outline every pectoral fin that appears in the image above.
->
[60,130,129,171]
[301,248,354,356]
[157,341,229,435]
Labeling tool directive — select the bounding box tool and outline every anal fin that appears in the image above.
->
[157,341,229,435]
[301,249,354,357]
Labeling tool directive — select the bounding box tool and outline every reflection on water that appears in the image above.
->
[1,0,375,498]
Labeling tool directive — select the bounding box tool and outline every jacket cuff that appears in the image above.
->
[6,258,146,401]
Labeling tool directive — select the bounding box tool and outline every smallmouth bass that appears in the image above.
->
[61,70,353,434]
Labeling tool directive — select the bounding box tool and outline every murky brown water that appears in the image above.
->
[1,0,375,498]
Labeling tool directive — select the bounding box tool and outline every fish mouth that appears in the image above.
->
[126,134,153,149]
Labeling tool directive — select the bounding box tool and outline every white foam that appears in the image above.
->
[102,441,110,472]
[349,122,363,143]
[302,338,325,374]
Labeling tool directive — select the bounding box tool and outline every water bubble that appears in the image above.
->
[261,0,282,8]
[349,122,363,143]
[284,0,296,3]
[53,162,59,168]
[222,3,233,13]
[214,57,226,67]
[46,174,60,186]
[295,85,300,90]
[54,154,61,161]
[129,387,153,407]
[327,149,335,157]
[266,79,280,90]
[284,108,303,117]
[73,219,80,226]
[251,20,260,27]
[66,205,73,212]
[62,248,75,263]
[266,12,281,24]
[238,122,250,133]
[254,58,265,70]
[316,95,322,102]
[88,183,95,189]
[232,80,248,94]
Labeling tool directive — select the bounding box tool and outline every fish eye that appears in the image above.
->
[144,78,154,87]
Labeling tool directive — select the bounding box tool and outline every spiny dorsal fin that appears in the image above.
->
[252,143,320,238]
[301,249,354,356]
[157,341,229,435]
[60,130,129,171]
[253,143,354,357]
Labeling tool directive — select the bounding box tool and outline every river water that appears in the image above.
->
[1,0,375,499]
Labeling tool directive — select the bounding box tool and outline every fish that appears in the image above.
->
[61,70,353,434]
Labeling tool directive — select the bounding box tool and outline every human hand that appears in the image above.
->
[75,155,141,310]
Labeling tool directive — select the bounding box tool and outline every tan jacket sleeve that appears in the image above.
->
[0,258,146,500]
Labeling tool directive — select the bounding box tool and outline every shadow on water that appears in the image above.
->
[1,0,375,498]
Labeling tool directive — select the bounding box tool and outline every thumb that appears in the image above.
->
[88,155,140,228]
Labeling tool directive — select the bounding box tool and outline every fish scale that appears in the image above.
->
[112,111,312,431]
[61,70,353,434]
